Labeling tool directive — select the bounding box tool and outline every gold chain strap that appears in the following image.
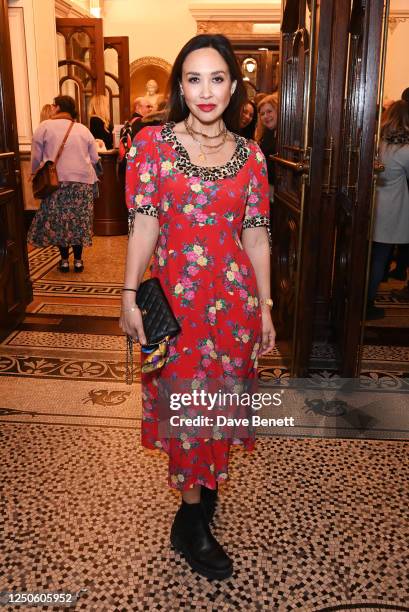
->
[126,335,133,385]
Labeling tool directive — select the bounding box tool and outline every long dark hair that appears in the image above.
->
[167,34,246,133]
[381,99,409,145]
[239,100,257,140]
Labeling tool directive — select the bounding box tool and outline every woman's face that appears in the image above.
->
[240,103,254,128]
[180,47,235,123]
[259,102,277,130]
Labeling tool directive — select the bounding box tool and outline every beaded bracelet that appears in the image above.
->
[122,306,138,313]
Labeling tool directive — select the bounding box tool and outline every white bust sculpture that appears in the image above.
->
[145,79,162,110]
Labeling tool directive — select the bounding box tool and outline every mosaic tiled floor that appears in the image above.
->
[0,426,408,611]
[0,241,408,609]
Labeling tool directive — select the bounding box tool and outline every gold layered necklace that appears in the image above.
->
[186,123,226,139]
[184,119,228,163]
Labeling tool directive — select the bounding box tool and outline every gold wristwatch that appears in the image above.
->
[259,297,274,308]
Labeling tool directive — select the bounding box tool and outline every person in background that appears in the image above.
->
[238,100,257,140]
[367,99,409,318]
[254,92,268,106]
[28,95,99,273]
[134,99,168,135]
[387,88,409,300]
[88,94,113,150]
[255,94,278,196]
[118,97,154,171]
[133,97,154,120]
[388,87,409,281]
[40,104,54,122]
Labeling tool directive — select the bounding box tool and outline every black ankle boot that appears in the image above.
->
[170,501,233,580]
[201,485,218,523]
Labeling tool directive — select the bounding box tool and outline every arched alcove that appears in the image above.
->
[129,56,172,108]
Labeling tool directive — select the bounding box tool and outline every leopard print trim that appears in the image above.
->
[161,122,250,180]
[242,214,269,230]
[242,214,272,251]
[128,205,158,235]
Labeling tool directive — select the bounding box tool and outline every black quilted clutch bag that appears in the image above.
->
[136,277,181,345]
[126,278,181,383]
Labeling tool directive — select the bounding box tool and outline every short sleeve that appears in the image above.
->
[242,143,270,232]
[125,127,160,233]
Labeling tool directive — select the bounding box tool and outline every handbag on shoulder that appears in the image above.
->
[32,121,74,199]
[126,277,181,383]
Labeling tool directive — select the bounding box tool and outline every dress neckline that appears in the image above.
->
[160,122,250,181]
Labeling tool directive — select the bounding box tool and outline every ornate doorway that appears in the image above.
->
[273,0,388,376]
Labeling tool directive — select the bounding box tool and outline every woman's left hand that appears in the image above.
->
[259,309,276,355]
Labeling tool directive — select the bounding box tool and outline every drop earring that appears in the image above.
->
[179,89,185,107]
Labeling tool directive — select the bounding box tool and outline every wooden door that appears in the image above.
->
[56,18,105,124]
[0,0,32,340]
[273,0,387,376]
[273,0,331,376]
[104,37,131,124]
[331,0,388,376]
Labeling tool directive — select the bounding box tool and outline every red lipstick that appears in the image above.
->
[197,104,216,112]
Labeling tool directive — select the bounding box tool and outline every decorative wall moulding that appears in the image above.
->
[197,21,280,43]
[189,2,281,23]
[129,56,173,77]
[55,0,90,18]
[388,9,409,34]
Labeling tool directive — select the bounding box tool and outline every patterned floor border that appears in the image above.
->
[28,243,124,298]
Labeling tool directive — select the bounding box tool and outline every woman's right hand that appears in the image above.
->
[119,304,147,346]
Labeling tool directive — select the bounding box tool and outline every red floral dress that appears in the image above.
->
[126,123,270,491]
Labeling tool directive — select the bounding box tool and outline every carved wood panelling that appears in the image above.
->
[104,37,130,123]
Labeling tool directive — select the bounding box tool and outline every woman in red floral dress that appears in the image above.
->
[120,34,275,580]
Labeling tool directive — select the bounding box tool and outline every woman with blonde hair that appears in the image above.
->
[255,94,278,191]
[40,104,54,122]
[88,94,113,149]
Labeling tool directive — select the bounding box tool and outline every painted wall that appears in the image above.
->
[103,1,281,65]
[8,0,59,142]
[384,7,409,102]
[103,0,197,65]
